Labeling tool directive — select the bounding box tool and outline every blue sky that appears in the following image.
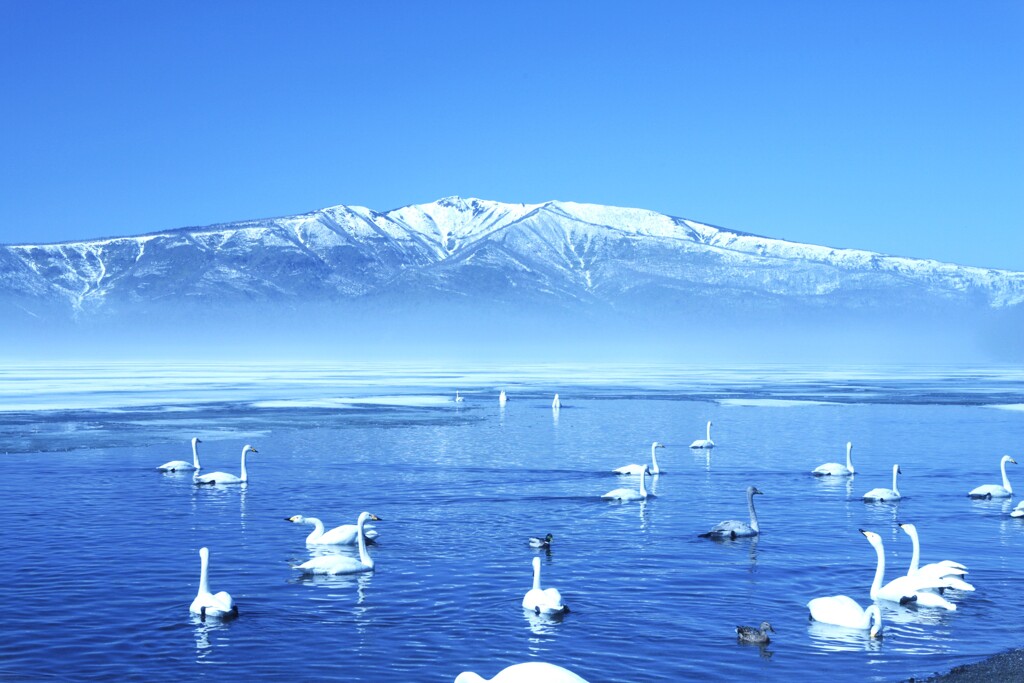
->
[1,1,1021,269]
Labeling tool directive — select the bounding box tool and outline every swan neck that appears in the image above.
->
[651,444,659,474]
[747,489,759,532]
[639,470,648,497]
[908,528,921,574]
[192,441,201,469]
[891,466,899,495]
[198,551,210,595]
[706,422,712,440]
[307,518,324,543]
[532,559,541,591]
[1002,458,1013,493]
[845,443,853,473]
[869,539,885,598]
[356,514,371,567]
[240,448,248,482]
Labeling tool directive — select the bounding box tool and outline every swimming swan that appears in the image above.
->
[293,512,380,575]
[455,391,464,403]
[968,455,1016,499]
[454,662,589,683]
[689,421,715,449]
[812,442,854,476]
[700,486,763,539]
[522,556,567,614]
[286,514,380,545]
[898,522,973,591]
[602,466,652,501]
[863,464,902,502]
[860,529,956,610]
[614,442,665,475]
[194,445,257,485]
[1012,501,1024,518]
[552,394,561,409]
[807,596,882,637]
[499,390,507,406]
[189,547,237,620]
[158,437,202,472]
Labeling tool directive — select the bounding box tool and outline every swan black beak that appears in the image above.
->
[370,514,382,521]
[858,528,868,535]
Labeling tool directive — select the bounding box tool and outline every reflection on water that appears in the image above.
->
[525,608,567,639]
[807,621,883,653]
[191,614,233,663]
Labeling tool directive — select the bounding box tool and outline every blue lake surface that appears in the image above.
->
[1,364,1023,682]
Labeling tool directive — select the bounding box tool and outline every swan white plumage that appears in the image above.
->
[454,662,589,683]
[812,441,854,477]
[898,522,973,591]
[286,514,380,545]
[700,486,762,539]
[552,393,561,409]
[968,455,1016,499]
[522,556,567,614]
[807,596,882,637]
[189,547,237,619]
[860,529,956,610]
[499,390,507,406]
[689,421,715,449]
[863,464,902,502]
[293,512,380,574]
[455,391,465,403]
[194,445,257,485]
[613,441,664,475]
[1012,500,1024,518]
[602,466,652,501]
[158,437,202,472]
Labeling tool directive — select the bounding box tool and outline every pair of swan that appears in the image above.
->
[292,512,381,575]
[602,467,652,501]
[700,486,762,539]
[861,529,957,610]
[455,662,588,683]
[813,442,854,476]
[522,556,567,614]
[286,514,380,545]
[863,464,901,502]
[190,547,237,620]
[969,455,1016,498]
[194,445,257,485]
[158,437,202,472]
[689,421,714,449]
[900,522,973,591]
[614,442,664,475]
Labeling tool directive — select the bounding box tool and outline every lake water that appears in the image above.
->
[1,363,1023,682]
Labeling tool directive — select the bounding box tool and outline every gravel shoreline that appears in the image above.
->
[907,647,1024,682]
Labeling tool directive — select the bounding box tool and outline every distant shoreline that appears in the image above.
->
[910,647,1024,682]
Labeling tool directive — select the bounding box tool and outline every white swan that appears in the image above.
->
[860,529,956,610]
[552,393,561,409]
[807,596,882,637]
[189,547,237,619]
[158,437,202,472]
[522,556,567,614]
[968,455,1016,499]
[602,466,652,501]
[863,464,902,502]
[613,441,665,475]
[455,391,464,403]
[1012,500,1024,518]
[293,512,379,574]
[194,445,257,485]
[898,522,973,591]
[689,421,715,449]
[286,514,380,545]
[499,390,507,406]
[700,485,762,539]
[812,441,854,476]
[454,662,589,683]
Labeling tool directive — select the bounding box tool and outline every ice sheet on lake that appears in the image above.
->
[717,398,842,407]
[250,396,452,409]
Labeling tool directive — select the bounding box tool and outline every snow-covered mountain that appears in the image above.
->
[3,197,1022,360]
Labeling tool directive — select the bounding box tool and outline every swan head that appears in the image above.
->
[357,512,382,524]
[199,546,210,562]
[285,515,306,524]
[1002,455,1018,465]
[859,529,882,546]
[867,605,883,638]
[192,437,202,446]
[242,445,257,455]
[652,442,664,449]
[898,521,917,535]
[894,464,902,474]
[748,486,763,496]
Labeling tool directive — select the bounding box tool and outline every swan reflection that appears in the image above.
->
[191,613,232,662]
[807,621,883,653]
[525,607,567,637]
